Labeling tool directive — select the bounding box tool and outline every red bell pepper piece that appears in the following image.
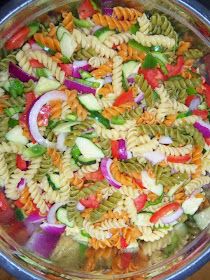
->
[5,26,30,50]
[150,202,180,223]
[120,237,128,249]
[30,59,44,68]
[37,104,51,126]
[192,109,208,120]
[167,154,191,163]
[204,83,210,107]
[139,68,166,89]
[59,63,73,76]
[166,56,184,77]
[120,252,132,269]
[114,90,134,106]
[133,178,145,189]
[205,138,210,146]
[134,194,147,212]
[0,192,15,224]
[84,169,104,181]
[80,195,99,209]
[78,0,96,19]
[16,155,28,171]
[111,140,120,159]
[19,92,36,126]
[185,95,197,107]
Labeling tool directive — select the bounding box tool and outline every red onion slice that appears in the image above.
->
[72,60,89,78]
[118,139,128,160]
[189,96,201,111]
[9,62,38,82]
[28,91,67,147]
[194,120,210,138]
[17,178,26,192]
[25,211,46,224]
[64,79,96,95]
[134,91,144,104]
[161,207,183,224]
[47,201,68,224]
[40,222,66,235]
[76,202,85,211]
[56,133,67,152]
[100,158,121,189]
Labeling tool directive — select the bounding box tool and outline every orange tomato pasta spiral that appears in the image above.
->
[70,176,85,189]
[91,60,113,78]
[177,41,191,55]
[117,43,146,61]
[102,102,136,120]
[34,33,61,52]
[110,159,137,188]
[164,114,177,126]
[137,111,157,125]
[51,52,63,64]
[48,23,57,37]
[174,186,186,204]
[92,13,135,32]
[191,145,202,179]
[62,11,74,32]
[49,100,62,119]
[19,186,36,215]
[65,89,88,120]
[98,83,113,97]
[47,148,62,170]
[113,6,142,21]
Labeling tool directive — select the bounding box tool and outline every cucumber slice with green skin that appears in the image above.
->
[75,137,104,159]
[56,208,74,227]
[141,170,163,196]
[36,42,56,55]
[122,72,129,91]
[182,197,203,215]
[56,26,70,40]
[78,94,102,111]
[60,33,77,59]
[73,17,93,28]
[35,77,60,95]
[47,173,60,190]
[122,61,141,78]
[77,155,97,165]
[65,113,78,121]
[23,144,46,158]
[193,206,210,230]
[90,111,111,128]
[53,121,80,135]
[6,125,28,145]
[94,27,115,42]
[71,145,81,162]
[15,208,27,221]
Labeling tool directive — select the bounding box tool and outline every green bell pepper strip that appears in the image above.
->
[79,69,92,80]
[122,72,129,91]
[186,87,197,94]
[8,118,19,128]
[28,22,40,37]
[142,53,158,69]
[128,39,151,53]
[129,23,139,34]
[176,111,192,119]
[74,78,100,88]
[145,193,164,208]
[73,17,93,28]
[8,79,24,97]
[111,116,126,125]
[4,106,23,117]
[90,111,111,129]
[71,145,81,162]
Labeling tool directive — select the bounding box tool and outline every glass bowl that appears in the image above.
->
[0,1,209,279]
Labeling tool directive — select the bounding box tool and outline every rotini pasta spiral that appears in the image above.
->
[184,176,210,195]
[62,11,74,32]
[88,57,108,68]
[88,35,116,58]
[28,50,65,83]
[34,33,61,52]
[104,32,132,48]
[135,74,154,107]
[16,50,33,75]
[138,14,151,34]
[112,55,123,97]
[113,6,142,21]
[92,13,135,32]
[133,32,176,49]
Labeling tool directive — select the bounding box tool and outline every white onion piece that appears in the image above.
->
[28,91,67,147]
[47,201,68,224]
[56,133,67,152]
[31,43,43,51]
[161,207,183,224]
[76,202,85,211]
[143,151,165,165]
[159,136,173,144]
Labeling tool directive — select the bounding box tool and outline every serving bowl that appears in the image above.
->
[0,1,209,279]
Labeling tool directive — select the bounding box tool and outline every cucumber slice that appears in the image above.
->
[122,61,140,78]
[56,208,74,227]
[60,33,77,59]
[47,173,60,190]
[78,94,102,111]
[35,77,60,95]
[15,208,27,221]
[77,155,97,165]
[174,223,188,237]
[56,26,70,40]
[53,121,80,135]
[141,170,163,196]
[75,137,104,159]
[136,213,152,227]
[6,125,28,145]
[193,207,210,230]
[71,145,81,162]
[94,27,115,42]
[182,197,203,215]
